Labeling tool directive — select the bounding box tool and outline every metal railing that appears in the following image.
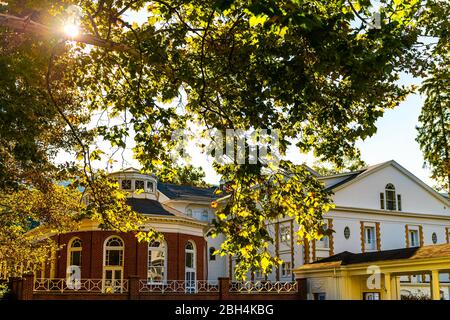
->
[33,278,129,293]
[229,281,298,294]
[139,280,219,294]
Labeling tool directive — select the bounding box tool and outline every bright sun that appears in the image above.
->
[63,23,79,37]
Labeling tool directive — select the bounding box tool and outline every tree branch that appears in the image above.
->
[0,13,140,57]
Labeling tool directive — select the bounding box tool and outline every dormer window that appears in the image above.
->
[201,210,209,221]
[135,180,145,190]
[380,183,401,211]
[147,181,154,192]
[121,179,132,190]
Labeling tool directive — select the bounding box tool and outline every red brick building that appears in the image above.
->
[37,168,214,293]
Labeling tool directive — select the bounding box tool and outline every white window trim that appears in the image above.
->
[364,226,377,251]
[148,241,167,284]
[103,236,125,267]
[67,237,82,277]
[102,236,125,292]
[409,229,420,247]
[281,262,292,277]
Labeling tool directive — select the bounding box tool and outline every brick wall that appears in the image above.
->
[48,230,206,281]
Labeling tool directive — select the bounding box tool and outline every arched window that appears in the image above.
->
[148,241,166,284]
[186,209,193,217]
[385,183,396,210]
[201,210,209,221]
[185,241,196,293]
[104,237,124,266]
[66,238,82,281]
[68,238,82,267]
[209,247,216,261]
[103,236,124,293]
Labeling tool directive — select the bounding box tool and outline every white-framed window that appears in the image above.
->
[121,179,132,190]
[67,238,82,278]
[317,222,329,249]
[280,226,291,243]
[281,262,292,277]
[201,209,209,221]
[186,209,193,217]
[148,240,166,284]
[103,236,124,293]
[364,226,376,251]
[185,241,196,293]
[385,183,396,210]
[147,181,154,192]
[409,229,419,247]
[68,238,82,267]
[135,180,145,191]
[104,236,124,266]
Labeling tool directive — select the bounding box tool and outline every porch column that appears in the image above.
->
[384,273,391,300]
[390,275,400,300]
[431,270,441,300]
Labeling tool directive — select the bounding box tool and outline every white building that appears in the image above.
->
[108,160,450,299]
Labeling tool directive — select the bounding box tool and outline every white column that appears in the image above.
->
[431,270,441,300]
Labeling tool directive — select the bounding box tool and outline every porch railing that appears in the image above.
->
[229,281,298,293]
[33,278,129,293]
[32,278,299,295]
[139,280,219,293]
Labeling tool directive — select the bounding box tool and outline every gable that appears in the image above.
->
[332,163,449,216]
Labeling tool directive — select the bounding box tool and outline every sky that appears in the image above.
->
[57,6,437,189]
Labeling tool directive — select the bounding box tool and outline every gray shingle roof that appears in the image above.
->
[158,183,219,201]
[126,198,174,216]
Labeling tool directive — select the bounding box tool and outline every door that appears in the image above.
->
[103,268,123,293]
[103,237,124,293]
[185,241,196,293]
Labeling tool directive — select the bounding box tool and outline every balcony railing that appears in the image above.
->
[139,280,219,293]
[33,278,129,293]
[229,281,298,293]
[33,278,299,296]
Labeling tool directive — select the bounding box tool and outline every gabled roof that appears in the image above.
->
[158,183,219,201]
[319,160,450,206]
[313,243,450,266]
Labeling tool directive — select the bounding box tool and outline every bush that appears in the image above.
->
[401,293,431,300]
[0,282,9,300]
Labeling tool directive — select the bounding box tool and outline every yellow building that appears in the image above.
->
[294,243,450,300]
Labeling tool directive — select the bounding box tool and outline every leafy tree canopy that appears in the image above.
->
[0,0,448,278]
[154,164,210,187]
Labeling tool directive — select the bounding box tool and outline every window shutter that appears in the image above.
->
[397,194,402,211]
[379,193,385,209]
